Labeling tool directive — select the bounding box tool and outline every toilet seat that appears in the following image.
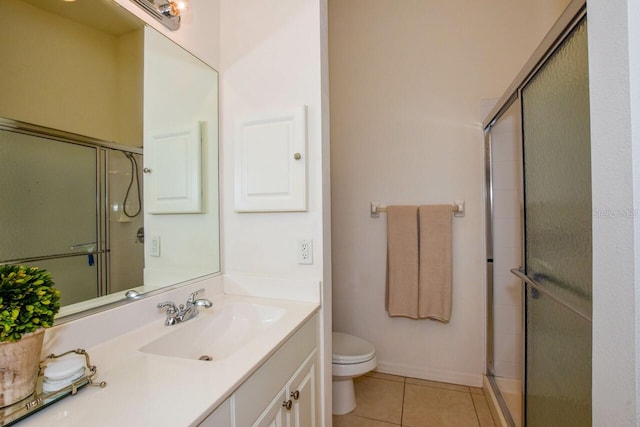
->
[332,332,375,365]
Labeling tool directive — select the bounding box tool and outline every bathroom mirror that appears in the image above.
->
[0,0,220,318]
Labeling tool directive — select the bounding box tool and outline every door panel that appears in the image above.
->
[521,17,591,427]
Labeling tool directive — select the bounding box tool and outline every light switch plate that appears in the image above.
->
[150,236,161,257]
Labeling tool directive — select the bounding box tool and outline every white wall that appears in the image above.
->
[109,151,144,293]
[217,0,329,421]
[115,28,144,147]
[329,0,569,386]
[588,0,640,424]
[219,0,325,280]
[488,101,523,385]
[0,0,141,144]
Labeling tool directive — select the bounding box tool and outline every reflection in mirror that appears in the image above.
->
[0,128,144,308]
[0,0,220,318]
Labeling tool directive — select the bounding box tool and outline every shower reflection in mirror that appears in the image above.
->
[0,124,144,306]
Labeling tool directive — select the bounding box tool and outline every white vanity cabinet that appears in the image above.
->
[198,314,319,427]
[199,399,233,426]
[252,389,288,427]
[252,351,317,427]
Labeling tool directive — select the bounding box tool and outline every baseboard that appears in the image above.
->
[375,361,483,388]
[483,376,509,427]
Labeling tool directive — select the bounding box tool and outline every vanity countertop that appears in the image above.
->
[17,294,320,427]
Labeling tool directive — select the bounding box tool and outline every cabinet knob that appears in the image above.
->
[293,152,302,160]
[143,168,152,174]
[291,390,300,400]
[282,399,293,410]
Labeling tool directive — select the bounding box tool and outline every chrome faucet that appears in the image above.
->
[157,288,212,326]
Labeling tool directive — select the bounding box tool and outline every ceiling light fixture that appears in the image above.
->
[130,0,182,31]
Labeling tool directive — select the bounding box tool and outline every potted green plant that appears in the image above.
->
[0,265,60,407]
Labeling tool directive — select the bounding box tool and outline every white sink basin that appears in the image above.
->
[140,301,286,361]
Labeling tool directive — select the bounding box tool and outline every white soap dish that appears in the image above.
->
[42,355,86,393]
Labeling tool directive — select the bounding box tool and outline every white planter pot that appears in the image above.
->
[0,329,44,407]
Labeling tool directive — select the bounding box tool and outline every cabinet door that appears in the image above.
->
[145,123,203,214]
[234,107,307,212]
[288,352,317,427]
[253,389,288,427]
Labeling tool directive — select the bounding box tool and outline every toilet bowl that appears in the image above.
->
[332,332,377,415]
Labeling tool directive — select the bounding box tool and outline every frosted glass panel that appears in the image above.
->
[0,130,97,261]
[522,19,591,314]
[24,257,98,306]
[522,18,591,427]
[526,289,591,426]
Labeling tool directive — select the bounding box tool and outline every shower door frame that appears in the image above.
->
[483,1,587,425]
[0,116,143,299]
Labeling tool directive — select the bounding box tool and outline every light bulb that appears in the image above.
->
[159,1,180,17]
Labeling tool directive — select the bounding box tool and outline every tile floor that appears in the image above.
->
[333,372,497,427]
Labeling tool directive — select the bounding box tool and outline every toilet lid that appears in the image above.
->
[332,332,375,364]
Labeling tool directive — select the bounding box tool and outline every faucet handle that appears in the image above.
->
[157,301,178,314]
[187,288,205,304]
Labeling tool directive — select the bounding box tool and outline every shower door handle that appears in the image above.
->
[510,268,591,322]
[70,242,100,266]
[70,242,97,252]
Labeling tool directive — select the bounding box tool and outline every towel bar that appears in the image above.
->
[370,201,465,218]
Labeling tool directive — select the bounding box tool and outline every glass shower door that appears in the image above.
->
[0,129,100,306]
[520,17,591,427]
[487,100,524,427]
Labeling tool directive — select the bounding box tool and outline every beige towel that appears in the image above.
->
[385,206,419,318]
[418,205,453,322]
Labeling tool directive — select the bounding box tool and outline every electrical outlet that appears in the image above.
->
[297,239,313,265]
[150,236,161,257]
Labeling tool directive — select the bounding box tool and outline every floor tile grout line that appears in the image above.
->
[470,389,483,427]
[405,381,472,395]
[366,374,406,384]
[349,413,401,426]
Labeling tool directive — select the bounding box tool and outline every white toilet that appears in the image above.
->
[332,332,377,415]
